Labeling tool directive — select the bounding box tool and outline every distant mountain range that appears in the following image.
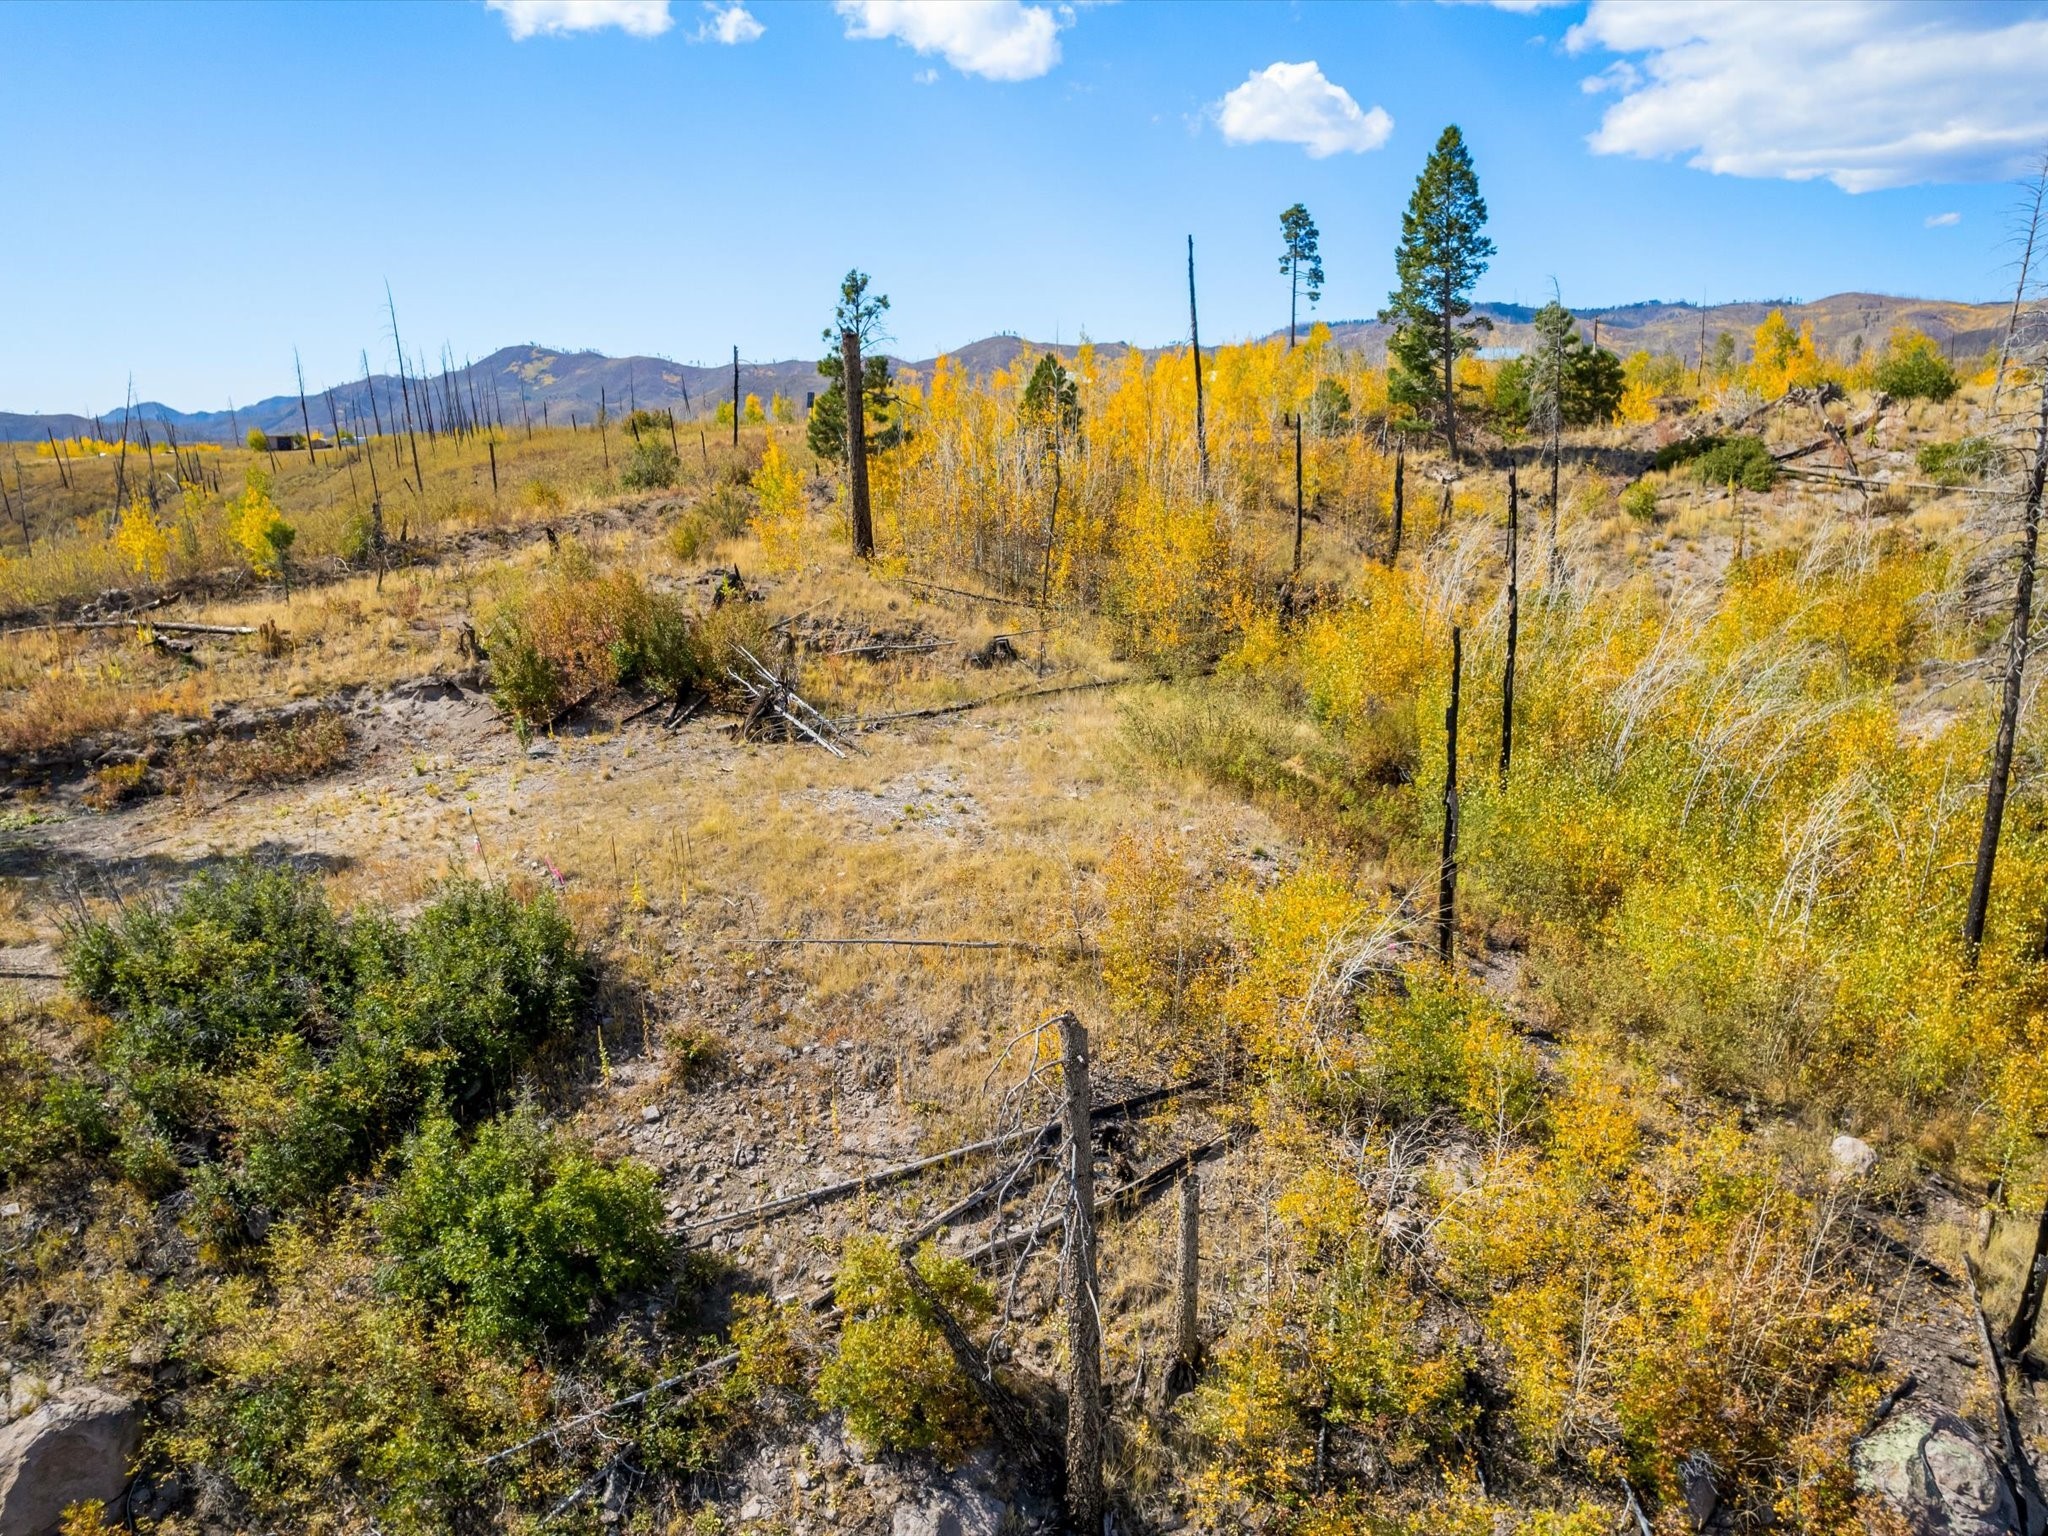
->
[0,293,2012,444]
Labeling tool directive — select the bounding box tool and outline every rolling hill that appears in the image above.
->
[0,292,2010,445]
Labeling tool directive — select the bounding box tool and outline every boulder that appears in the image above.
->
[0,1387,139,1536]
[1831,1134,1879,1181]
[1854,1405,2021,1536]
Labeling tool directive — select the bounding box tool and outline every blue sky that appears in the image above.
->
[4,0,2046,414]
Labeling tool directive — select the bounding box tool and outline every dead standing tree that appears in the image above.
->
[1964,335,2048,959]
[1188,235,1209,488]
[1056,1010,1105,1535]
[1501,468,1519,786]
[1439,625,1463,964]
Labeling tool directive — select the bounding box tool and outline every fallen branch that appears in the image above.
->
[1964,1253,2038,1525]
[477,1351,739,1469]
[679,1079,1204,1238]
[960,1126,1248,1269]
[1776,463,1995,496]
[826,639,950,658]
[890,575,1046,609]
[0,968,64,981]
[43,619,257,636]
[838,675,1138,731]
[759,936,1092,955]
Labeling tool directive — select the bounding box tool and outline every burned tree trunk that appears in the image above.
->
[1292,413,1305,577]
[1501,468,1519,787]
[732,344,740,448]
[1965,378,2048,958]
[1439,626,1463,965]
[294,349,317,467]
[843,328,875,559]
[1058,1010,1104,1534]
[2006,1197,2048,1361]
[1388,444,1404,566]
[1166,1170,1201,1400]
[1188,235,1208,488]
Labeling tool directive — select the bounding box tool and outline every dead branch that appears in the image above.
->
[477,1351,739,1469]
[41,619,258,637]
[758,935,1095,956]
[678,1078,1204,1238]
[838,675,1136,731]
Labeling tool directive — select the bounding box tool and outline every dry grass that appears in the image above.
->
[162,710,350,793]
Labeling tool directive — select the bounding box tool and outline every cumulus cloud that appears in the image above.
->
[695,1,762,43]
[1566,0,2048,192]
[487,0,674,39]
[1926,211,1961,227]
[834,0,1067,81]
[1215,61,1392,158]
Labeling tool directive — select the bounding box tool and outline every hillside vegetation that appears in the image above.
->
[3,159,2048,1536]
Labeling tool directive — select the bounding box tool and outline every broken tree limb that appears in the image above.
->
[1964,1254,2038,1526]
[758,936,1095,956]
[838,675,1137,731]
[960,1126,1249,1270]
[677,1079,1206,1238]
[897,1249,1060,1484]
[45,619,258,636]
[890,575,1047,609]
[477,1350,740,1468]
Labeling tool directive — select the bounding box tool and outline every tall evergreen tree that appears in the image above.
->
[810,272,893,557]
[1382,126,1495,463]
[1278,203,1324,350]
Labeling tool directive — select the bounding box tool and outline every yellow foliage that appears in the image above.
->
[112,495,170,583]
[749,439,807,572]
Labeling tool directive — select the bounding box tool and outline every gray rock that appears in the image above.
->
[1854,1405,2020,1536]
[0,1387,140,1536]
[891,1483,1007,1536]
[1831,1134,1879,1180]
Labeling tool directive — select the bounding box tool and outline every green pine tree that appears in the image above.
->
[1381,126,1495,463]
[1278,203,1324,349]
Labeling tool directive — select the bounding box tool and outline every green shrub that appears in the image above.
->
[621,436,680,491]
[1690,435,1776,491]
[63,863,588,1211]
[379,1108,665,1345]
[1918,435,1999,485]
[814,1236,994,1461]
[613,590,706,701]
[1620,481,1659,521]
[0,1029,111,1185]
[1873,333,1960,402]
[668,510,718,563]
[1652,435,1719,472]
[68,861,355,1092]
[393,879,590,1107]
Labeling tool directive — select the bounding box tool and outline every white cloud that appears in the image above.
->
[487,0,674,39]
[695,1,762,43]
[913,67,940,84]
[1926,210,1961,227]
[1566,1,2048,193]
[834,0,1067,81]
[1214,61,1392,158]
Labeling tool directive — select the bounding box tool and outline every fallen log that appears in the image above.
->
[759,936,1092,956]
[839,675,1138,731]
[44,619,257,636]
[678,1078,1205,1237]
